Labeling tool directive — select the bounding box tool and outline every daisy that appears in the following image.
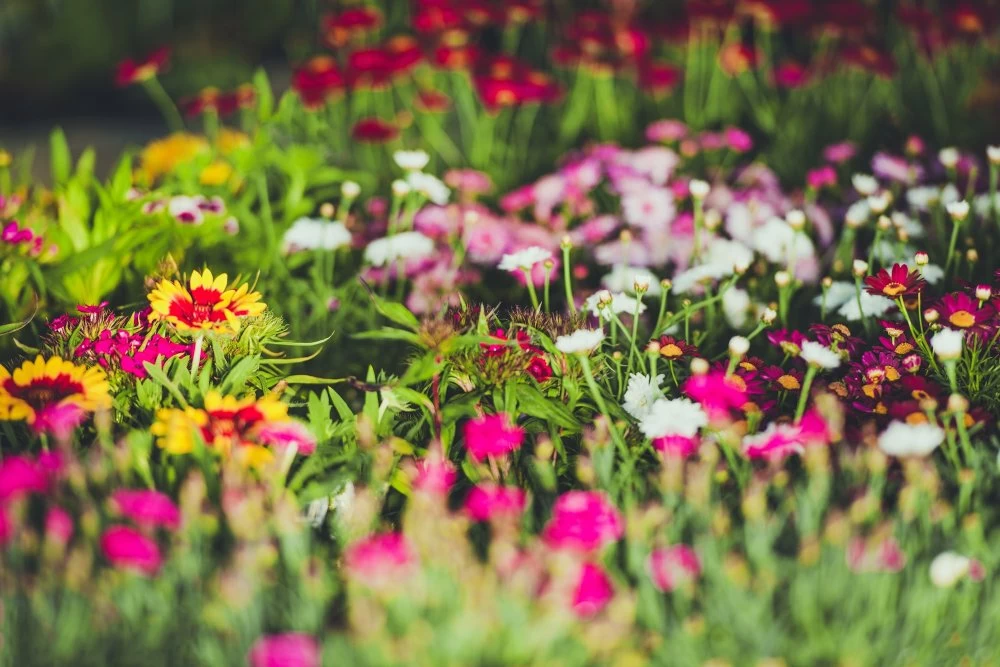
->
[555,328,605,354]
[406,171,451,205]
[864,263,925,298]
[393,149,430,171]
[601,265,662,296]
[622,373,664,420]
[0,356,111,435]
[584,291,647,318]
[363,231,435,267]
[498,246,553,272]
[148,268,265,335]
[639,398,707,439]
[935,292,994,333]
[283,217,352,252]
[800,341,841,369]
[930,328,964,361]
[877,421,944,457]
[837,292,895,321]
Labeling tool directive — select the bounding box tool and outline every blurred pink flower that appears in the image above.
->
[0,508,10,545]
[725,127,753,152]
[0,455,51,502]
[249,633,320,667]
[411,458,457,496]
[344,533,415,585]
[572,563,614,617]
[464,484,526,522]
[256,420,318,455]
[648,545,702,592]
[621,186,675,231]
[543,490,624,554]
[569,215,620,246]
[846,535,906,573]
[645,119,688,142]
[806,165,838,190]
[742,411,829,461]
[823,141,856,164]
[445,169,493,195]
[101,525,162,575]
[653,435,699,458]
[463,216,512,265]
[30,403,86,440]
[45,506,74,545]
[683,372,747,420]
[699,132,725,151]
[464,413,525,462]
[499,185,535,213]
[111,489,181,531]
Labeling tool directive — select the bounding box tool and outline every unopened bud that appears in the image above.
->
[774,270,791,288]
[341,181,361,199]
[761,307,777,325]
[924,308,939,324]
[852,259,869,277]
[690,357,709,375]
[914,251,929,266]
[988,145,1000,166]
[876,215,892,232]
[946,200,969,222]
[689,179,710,199]
[939,147,959,169]
[319,202,335,218]
[948,393,969,414]
[729,335,750,357]
[786,209,806,230]
[976,284,992,301]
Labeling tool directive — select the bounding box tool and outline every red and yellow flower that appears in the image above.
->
[864,263,925,298]
[0,356,111,434]
[935,292,995,333]
[147,269,266,335]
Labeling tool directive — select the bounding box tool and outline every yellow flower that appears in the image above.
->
[147,268,266,335]
[216,129,250,155]
[139,133,210,183]
[0,356,111,432]
[150,407,206,454]
[199,160,234,187]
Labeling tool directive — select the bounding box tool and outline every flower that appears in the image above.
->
[406,171,451,205]
[249,634,320,667]
[639,398,708,439]
[584,291,647,317]
[683,371,748,419]
[363,231,435,266]
[464,484,527,522]
[351,117,399,142]
[139,133,210,183]
[0,455,52,501]
[147,269,266,335]
[555,328,605,355]
[45,506,74,545]
[648,545,701,592]
[0,356,110,434]
[543,490,624,554]
[837,292,896,321]
[622,373,664,420]
[864,263,925,298]
[878,421,944,457]
[935,293,994,333]
[283,218,352,252]
[800,341,841,369]
[929,551,984,588]
[110,489,181,530]
[343,533,415,586]
[931,328,964,361]
[572,563,615,617]
[846,535,906,573]
[742,412,829,460]
[411,458,457,496]
[115,47,170,87]
[463,413,524,462]
[100,526,162,575]
[291,56,344,109]
[498,246,553,272]
[393,150,430,171]
[601,266,662,296]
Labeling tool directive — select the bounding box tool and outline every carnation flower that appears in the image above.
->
[110,489,181,530]
[543,490,624,554]
[0,455,52,501]
[283,218,352,252]
[653,435,699,458]
[363,231,435,267]
[639,398,707,439]
[572,563,615,618]
[464,484,527,522]
[622,373,664,420]
[742,412,829,460]
[555,328,604,354]
[800,341,842,369]
[249,633,320,667]
[343,533,415,587]
[498,246,553,272]
[463,413,524,462]
[44,506,74,546]
[648,545,701,592]
[101,525,162,575]
[683,371,747,419]
[877,421,944,457]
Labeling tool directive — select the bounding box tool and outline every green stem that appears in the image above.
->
[142,77,185,133]
[794,365,818,423]
[522,268,540,311]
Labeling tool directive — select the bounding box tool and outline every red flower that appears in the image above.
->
[412,2,464,34]
[719,43,757,76]
[181,87,235,117]
[351,117,399,143]
[638,61,682,95]
[416,89,452,113]
[433,44,480,70]
[115,47,171,87]
[774,61,811,88]
[101,525,162,575]
[740,0,813,26]
[865,263,925,298]
[323,7,383,47]
[936,292,995,334]
[386,36,424,76]
[656,335,699,361]
[346,48,394,89]
[291,56,344,110]
[840,45,896,78]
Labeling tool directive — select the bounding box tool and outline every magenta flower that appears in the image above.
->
[343,533,415,586]
[1,220,34,245]
[542,491,624,554]
[652,435,699,458]
[683,372,747,420]
[110,489,181,531]
[846,535,906,574]
[30,403,86,440]
[645,119,688,142]
[724,127,753,153]
[463,413,525,462]
[0,507,10,545]
[45,506,75,545]
[249,633,320,667]
[806,165,838,190]
[444,169,493,195]
[255,421,317,455]
[412,458,457,496]
[100,525,162,575]
[742,411,829,461]
[463,484,526,522]
[648,545,702,592]
[0,455,51,502]
[572,563,614,618]
[823,141,856,164]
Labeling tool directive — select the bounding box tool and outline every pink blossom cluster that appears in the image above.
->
[75,329,192,378]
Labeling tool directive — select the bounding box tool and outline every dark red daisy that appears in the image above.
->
[656,335,698,361]
[864,263,925,299]
[936,292,995,333]
[115,47,171,87]
[351,118,399,143]
[291,56,344,110]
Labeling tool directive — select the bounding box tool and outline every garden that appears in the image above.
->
[2,1,1000,665]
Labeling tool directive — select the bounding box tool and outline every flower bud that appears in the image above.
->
[902,353,922,373]
[728,336,750,357]
[852,174,878,196]
[967,248,979,263]
[946,200,969,222]
[774,270,791,288]
[690,357,709,375]
[341,181,361,199]
[560,234,573,250]
[704,209,722,231]
[786,209,806,230]
[976,284,992,301]
[938,147,959,169]
[947,393,969,414]
[914,251,929,266]
[634,277,650,293]
[391,179,411,197]
[867,192,892,215]
[852,259,869,277]
[761,307,777,325]
[689,179,710,199]
[988,145,1000,166]
[876,215,892,231]
[821,276,833,288]
[924,307,939,324]
[319,202,335,218]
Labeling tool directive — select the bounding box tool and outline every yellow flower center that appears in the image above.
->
[905,412,928,425]
[882,282,907,297]
[777,374,800,391]
[949,310,976,328]
[895,342,914,355]
[660,344,683,359]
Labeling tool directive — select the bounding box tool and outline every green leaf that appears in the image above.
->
[142,361,189,408]
[50,127,71,186]
[516,384,580,431]
[360,282,420,331]
[327,388,355,422]
[220,355,260,394]
[284,374,349,386]
[108,153,134,200]
[253,68,274,122]
[352,328,423,345]
[0,297,37,336]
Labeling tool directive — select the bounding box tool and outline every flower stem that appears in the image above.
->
[794,365,818,423]
[191,335,203,380]
[142,77,185,133]
[522,268,540,311]
[579,354,628,457]
[562,244,576,314]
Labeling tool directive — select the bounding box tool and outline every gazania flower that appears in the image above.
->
[291,56,344,109]
[935,292,995,336]
[351,117,399,143]
[864,263,925,298]
[147,268,266,335]
[115,47,171,87]
[0,356,111,435]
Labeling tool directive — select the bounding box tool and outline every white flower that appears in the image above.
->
[393,149,430,171]
[852,173,879,196]
[341,181,361,198]
[837,292,895,321]
[973,193,1000,218]
[407,171,451,205]
[988,145,1000,164]
[845,200,870,228]
[584,291,647,317]
[918,263,944,285]
[931,328,964,361]
[283,217,353,252]
[728,335,750,357]
[167,196,204,225]
[946,200,970,222]
[750,217,815,269]
[639,398,707,439]
[930,552,972,588]
[689,179,710,199]
[800,341,841,369]
[391,179,411,197]
[703,238,755,273]
[555,328,605,354]
[305,496,330,528]
[601,266,661,296]
[364,231,435,266]
[938,147,959,169]
[878,421,945,457]
[813,281,857,309]
[622,373,664,420]
[498,246,553,272]
[722,287,751,329]
[670,262,735,294]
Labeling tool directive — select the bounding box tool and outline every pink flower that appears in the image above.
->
[499,185,535,213]
[645,119,688,142]
[464,484,526,522]
[255,421,318,455]
[699,132,725,151]
[0,455,50,502]
[823,141,856,164]
[648,545,702,592]
[343,533,415,586]
[724,127,753,152]
[463,413,525,462]
[101,525,162,575]
[249,633,320,667]
[683,372,747,420]
[872,152,919,185]
[806,165,837,190]
[1,220,34,245]
[110,489,181,530]
[30,403,86,439]
[45,506,74,545]
[0,508,10,545]
[444,169,493,195]
[742,411,829,461]
[569,215,620,246]
[846,535,906,573]
[653,435,699,458]
[621,186,675,231]
[572,563,614,617]
[411,458,457,496]
[542,491,624,554]
[463,215,512,265]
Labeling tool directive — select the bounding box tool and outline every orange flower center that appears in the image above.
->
[912,389,931,401]
[895,342,914,355]
[660,344,683,359]
[948,310,976,328]
[905,412,928,425]
[777,374,801,390]
[882,282,907,297]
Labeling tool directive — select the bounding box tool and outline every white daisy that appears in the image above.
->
[393,149,430,171]
[364,231,435,266]
[812,281,857,310]
[584,291,647,317]
[837,292,895,321]
[931,328,964,361]
[622,373,664,420]
[283,217,353,252]
[918,263,945,285]
[722,286,751,329]
[601,266,662,296]
[406,172,451,205]
[555,328,605,354]
[800,341,841,369]
[639,398,708,439]
[878,421,945,458]
[499,246,554,272]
